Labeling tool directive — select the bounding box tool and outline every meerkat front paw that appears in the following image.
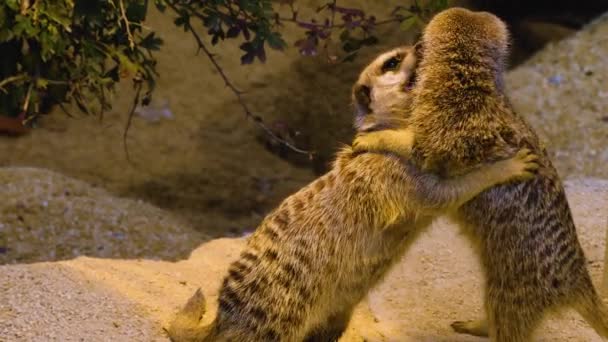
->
[353,131,387,153]
[499,148,540,183]
[352,129,415,159]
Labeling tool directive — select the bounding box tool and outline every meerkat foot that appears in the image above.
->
[304,310,353,342]
[451,319,489,337]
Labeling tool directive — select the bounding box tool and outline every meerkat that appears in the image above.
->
[353,7,608,342]
[164,49,539,341]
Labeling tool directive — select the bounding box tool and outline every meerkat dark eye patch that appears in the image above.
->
[381,55,403,73]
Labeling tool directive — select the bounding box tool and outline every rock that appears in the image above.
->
[0,167,207,264]
[1,178,606,341]
[506,12,608,179]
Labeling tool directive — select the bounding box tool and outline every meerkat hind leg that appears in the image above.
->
[451,319,489,337]
[486,291,546,342]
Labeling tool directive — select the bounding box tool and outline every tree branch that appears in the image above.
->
[117,0,135,49]
[165,1,312,157]
[0,74,28,93]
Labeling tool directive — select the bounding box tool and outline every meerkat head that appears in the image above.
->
[421,8,509,70]
[351,44,422,132]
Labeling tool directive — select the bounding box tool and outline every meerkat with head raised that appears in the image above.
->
[164,47,539,342]
[353,8,608,342]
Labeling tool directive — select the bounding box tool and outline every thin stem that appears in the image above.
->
[22,82,33,112]
[330,0,337,27]
[123,77,143,165]
[278,15,400,30]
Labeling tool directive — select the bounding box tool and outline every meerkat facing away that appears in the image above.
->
[353,8,608,342]
[164,47,539,340]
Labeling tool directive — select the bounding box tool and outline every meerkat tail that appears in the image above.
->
[165,288,213,342]
[575,289,608,338]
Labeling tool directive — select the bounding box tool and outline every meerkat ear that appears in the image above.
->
[351,83,375,131]
[352,84,371,117]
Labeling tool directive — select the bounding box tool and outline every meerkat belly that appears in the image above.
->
[457,178,588,294]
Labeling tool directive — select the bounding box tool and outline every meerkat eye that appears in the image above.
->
[381,55,403,73]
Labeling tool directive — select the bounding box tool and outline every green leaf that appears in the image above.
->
[74,95,91,114]
[74,0,104,26]
[174,12,191,31]
[126,1,147,23]
[0,29,14,42]
[395,8,414,18]
[266,32,286,50]
[36,78,49,89]
[0,6,7,28]
[13,15,39,37]
[399,16,419,32]
[339,29,350,42]
[342,51,358,63]
[429,0,449,12]
[154,0,167,12]
[105,66,120,82]
[41,5,73,32]
[239,0,253,12]
[6,0,19,11]
[361,36,378,46]
[342,38,362,53]
[139,32,163,51]
[115,51,141,74]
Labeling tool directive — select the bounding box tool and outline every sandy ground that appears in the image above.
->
[0,178,606,341]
